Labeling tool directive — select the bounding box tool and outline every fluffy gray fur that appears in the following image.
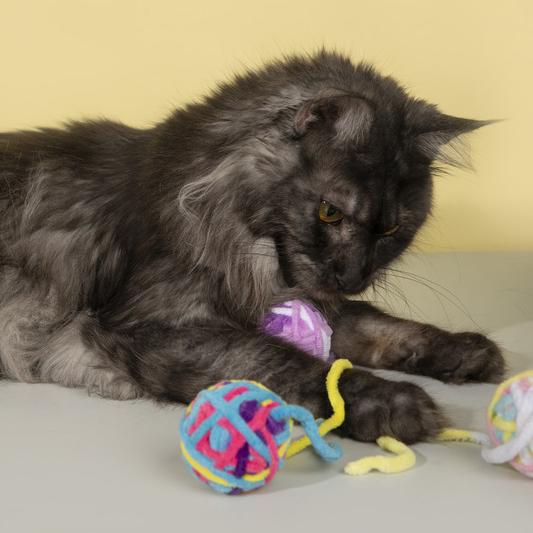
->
[0,50,505,443]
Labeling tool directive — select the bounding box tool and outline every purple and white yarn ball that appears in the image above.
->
[260,299,334,363]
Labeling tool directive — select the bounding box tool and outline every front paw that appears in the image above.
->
[338,370,446,444]
[406,331,506,384]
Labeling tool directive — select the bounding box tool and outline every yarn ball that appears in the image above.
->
[260,299,334,362]
[483,370,533,477]
[179,380,294,494]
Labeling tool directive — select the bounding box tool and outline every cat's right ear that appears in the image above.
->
[406,99,497,167]
[292,92,374,146]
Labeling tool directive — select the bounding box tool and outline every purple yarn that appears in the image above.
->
[262,314,292,336]
[255,430,267,444]
[260,299,334,363]
[266,415,286,435]
[234,443,250,478]
[239,400,259,422]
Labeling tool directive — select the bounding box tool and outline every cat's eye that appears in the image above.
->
[378,225,400,237]
[319,200,344,225]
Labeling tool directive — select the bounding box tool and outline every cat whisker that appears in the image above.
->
[384,268,480,329]
[386,266,471,313]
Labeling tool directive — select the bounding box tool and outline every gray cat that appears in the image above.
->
[0,50,504,442]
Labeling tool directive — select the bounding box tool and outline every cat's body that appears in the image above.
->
[0,51,504,442]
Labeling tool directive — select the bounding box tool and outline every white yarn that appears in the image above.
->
[469,431,491,447]
[298,305,314,330]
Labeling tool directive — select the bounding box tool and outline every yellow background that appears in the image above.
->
[1,0,531,251]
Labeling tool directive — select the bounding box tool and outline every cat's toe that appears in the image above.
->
[406,331,506,384]
[445,332,506,384]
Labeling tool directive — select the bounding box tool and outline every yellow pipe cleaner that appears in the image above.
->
[344,436,416,475]
[437,428,490,446]
[286,358,352,458]
[287,358,417,475]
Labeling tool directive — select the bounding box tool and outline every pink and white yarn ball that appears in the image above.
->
[260,299,334,363]
[482,370,533,478]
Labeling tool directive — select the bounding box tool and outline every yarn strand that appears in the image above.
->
[279,404,342,461]
[286,358,353,458]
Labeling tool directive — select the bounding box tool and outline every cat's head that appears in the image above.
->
[257,84,488,299]
[173,51,490,311]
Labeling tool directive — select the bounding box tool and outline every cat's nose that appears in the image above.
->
[335,270,370,293]
[334,256,374,292]
[334,269,361,292]
[334,272,347,291]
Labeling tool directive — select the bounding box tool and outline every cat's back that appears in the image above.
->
[0,121,152,241]
[0,120,162,311]
[0,120,147,198]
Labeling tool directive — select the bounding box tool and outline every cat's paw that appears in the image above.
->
[406,331,505,384]
[337,370,445,444]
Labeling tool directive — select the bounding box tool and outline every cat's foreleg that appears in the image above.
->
[329,300,505,383]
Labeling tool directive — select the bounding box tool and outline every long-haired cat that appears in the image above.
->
[0,50,504,443]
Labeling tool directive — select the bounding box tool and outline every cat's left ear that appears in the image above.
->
[407,101,495,165]
[292,91,374,146]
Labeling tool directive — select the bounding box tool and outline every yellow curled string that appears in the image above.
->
[287,358,417,475]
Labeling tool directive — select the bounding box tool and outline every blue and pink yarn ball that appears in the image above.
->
[179,380,294,494]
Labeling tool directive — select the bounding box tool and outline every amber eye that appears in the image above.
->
[319,200,344,225]
[378,224,400,237]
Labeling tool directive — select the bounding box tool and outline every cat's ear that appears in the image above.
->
[293,92,373,145]
[408,101,495,166]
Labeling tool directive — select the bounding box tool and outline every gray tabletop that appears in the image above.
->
[2,252,533,533]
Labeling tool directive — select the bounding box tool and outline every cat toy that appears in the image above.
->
[439,370,533,478]
[260,299,334,363]
[179,359,345,494]
[179,358,415,494]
